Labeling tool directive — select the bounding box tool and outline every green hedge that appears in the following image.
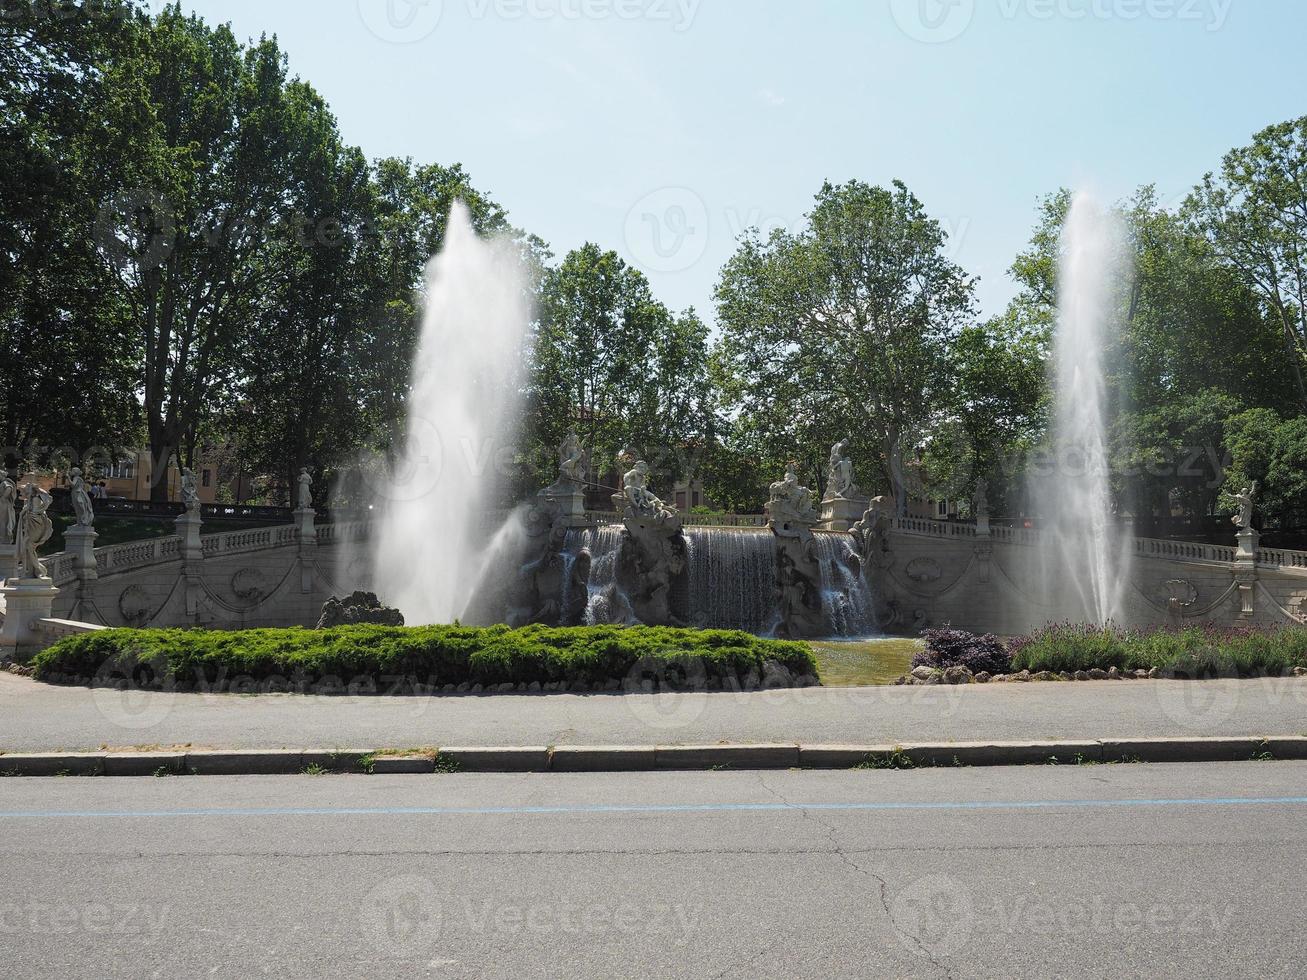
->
[31,624,819,692]
[1009,623,1307,677]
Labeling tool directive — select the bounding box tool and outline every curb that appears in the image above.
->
[3,737,1306,776]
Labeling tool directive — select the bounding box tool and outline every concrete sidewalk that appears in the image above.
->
[3,671,1306,754]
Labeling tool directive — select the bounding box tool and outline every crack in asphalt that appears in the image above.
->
[754,773,957,980]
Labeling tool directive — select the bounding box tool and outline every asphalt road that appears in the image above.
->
[2,762,1306,978]
[4,671,1307,752]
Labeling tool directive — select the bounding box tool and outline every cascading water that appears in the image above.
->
[1034,190,1133,624]
[813,531,877,637]
[371,202,529,624]
[684,528,776,633]
[565,525,631,625]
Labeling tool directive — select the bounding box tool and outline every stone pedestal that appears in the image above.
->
[294,508,317,593]
[0,543,15,582]
[294,507,316,540]
[0,577,59,661]
[819,496,868,533]
[1233,528,1259,618]
[175,512,203,562]
[540,486,587,527]
[64,525,99,580]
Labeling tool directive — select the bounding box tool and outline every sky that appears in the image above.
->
[174,0,1307,324]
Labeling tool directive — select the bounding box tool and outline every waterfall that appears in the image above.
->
[813,531,877,637]
[684,527,776,633]
[564,525,632,625]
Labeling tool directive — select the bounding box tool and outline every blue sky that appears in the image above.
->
[176,0,1307,323]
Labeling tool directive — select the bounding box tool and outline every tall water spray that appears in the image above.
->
[371,202,529,624]
[1036,191,1132,624]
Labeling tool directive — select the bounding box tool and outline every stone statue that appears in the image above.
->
[972,478,989,521]
[851,498,893,568]
[15,485,53,579]
[825,439,858,500]
[296,467,313,510]
[0,474,15,544]
[557,432,587,487]
[767,462,820,526]
[180,466,200,515]
[69,467,95,527]
[615,460,678,524]
[1232,482,1258,529]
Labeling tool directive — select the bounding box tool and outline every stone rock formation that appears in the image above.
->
[316,591,405,629]
[765,463,824,638]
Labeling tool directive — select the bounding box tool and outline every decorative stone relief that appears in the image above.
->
[118,584,153,626]
[230,567,267,602]
[1163,579,1198,608]
[905,557,943,584]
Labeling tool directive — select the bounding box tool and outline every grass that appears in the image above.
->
[807,638,921,686]
[31,623,819,693]
[1009,623,1307,677]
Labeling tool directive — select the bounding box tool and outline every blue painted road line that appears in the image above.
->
[3,796,1307,820]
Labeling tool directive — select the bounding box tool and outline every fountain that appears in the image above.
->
[1032,191,1133,623]
[371,201,529,625]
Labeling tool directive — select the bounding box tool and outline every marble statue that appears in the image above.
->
[767,462,820,526]
[69,467,95,527]
[180,466,200,515]
[972,478,989,521]
[296,467,313,510]
[15,485,53,579]
[1232,482,1258,529]
[616,460,678,524]
[0,474,15,543]
[825,439,858,500]
[557,432,587,487]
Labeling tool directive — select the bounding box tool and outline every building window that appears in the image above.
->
[938,500,947,517]
[202,469,212,488]
[106,459,135,480]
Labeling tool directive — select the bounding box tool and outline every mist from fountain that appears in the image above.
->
[1034,190,1133,624]
[371,202,529,625]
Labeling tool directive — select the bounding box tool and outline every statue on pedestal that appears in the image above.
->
[1232,482,1258,529]
[615,460,678,525]
[557,432,587,487]
[0,474,15,543]
[296,467,313,510]
[825,439,858,500]
[70,467,95,527]
[180,466,200,516]
[767,463,820,527]
[972,478,989,522]
[16,485,53,579]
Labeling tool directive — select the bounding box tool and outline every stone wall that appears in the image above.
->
[875,519,1307,634]
[27,520,371,635]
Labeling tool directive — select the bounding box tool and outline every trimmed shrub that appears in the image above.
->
[30,623,819,693]
[911,628,1011,675]
[1008,623,1307,677]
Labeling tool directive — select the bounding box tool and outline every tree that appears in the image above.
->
[713,179,976,509]
[93,6,329,499]
[1187,115,1307,410]
[0,2,142,469]
[529,244,716,491]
